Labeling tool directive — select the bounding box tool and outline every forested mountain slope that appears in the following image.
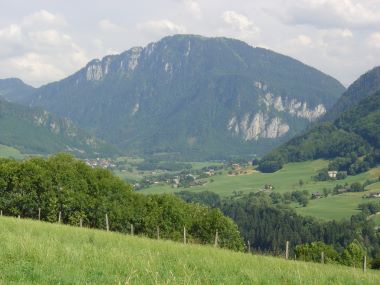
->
[0,99,117,156]
[259,67,380,173]
[11,35,344,159]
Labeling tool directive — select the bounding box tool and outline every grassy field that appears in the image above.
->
[114,158,223,182]
[296,192,367,220]
[371,214,380,225]
[0,144,25,159]
[142,160,378,196]
[140,160,380,221]
[0,216,379,285]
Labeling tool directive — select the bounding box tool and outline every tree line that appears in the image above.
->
[0,154,243,251]
[176,190,380,268]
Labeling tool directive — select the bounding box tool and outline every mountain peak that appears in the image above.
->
[4,35,345,159]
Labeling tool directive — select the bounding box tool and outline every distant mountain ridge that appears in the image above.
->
[0,78,35,103]
[323,66,380,121]
[1,35,345,159]
[258,66,380,172]
[0,99,117,157]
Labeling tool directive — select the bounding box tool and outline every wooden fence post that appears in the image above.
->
[214,230,219,248]
[105,213,109,232]
[285,241,289,260]
[363,256,367,273]
[247,240,251,253]
[0,210,2,216]
[38,208,41,221]
[183,227,187,244]
[18,215,20,219]
[131,224,134,236]
[58,211,61,223]
[79,218,83,228]
[321,251,325,264]
[156,226,160,240]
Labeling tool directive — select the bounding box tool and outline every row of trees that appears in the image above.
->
[0,154,243,251]
[176,190,380,262]
[295,240,367,267]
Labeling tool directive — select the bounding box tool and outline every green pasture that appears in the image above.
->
[141,160,380,221]
[0,216,379,285]
[0,144,25,159]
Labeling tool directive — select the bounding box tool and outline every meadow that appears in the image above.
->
[0,216,379,285]
[141,160,380,221]
[0,144,25,159]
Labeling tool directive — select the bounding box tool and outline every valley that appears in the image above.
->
[128,159,380,221]
[2,1,380,283]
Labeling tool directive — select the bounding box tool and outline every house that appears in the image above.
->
[264,184,273,191]
[336,188,348,194]
[232,163,241,171]
[311,192,323,199]
[369,192,380,198]
[204,170,215,176]
[328,171,338,178]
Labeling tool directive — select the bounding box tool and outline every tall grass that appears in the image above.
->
[0,217,379,284]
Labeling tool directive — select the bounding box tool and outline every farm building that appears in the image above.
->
[311,192,323,199]
[328,171,338,178]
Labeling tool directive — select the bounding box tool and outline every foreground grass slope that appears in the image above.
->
[1,217,379,285]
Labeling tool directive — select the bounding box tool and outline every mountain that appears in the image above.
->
[12,35,345,159]
[323,66,380,121]
[0,78,35,103]
[0,99,117,157]
[258,67,380,172]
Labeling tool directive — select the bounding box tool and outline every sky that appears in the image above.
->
[1,0,380,87]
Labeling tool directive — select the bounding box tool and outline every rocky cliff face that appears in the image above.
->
[226,80,327,141]
[12,35,344,159]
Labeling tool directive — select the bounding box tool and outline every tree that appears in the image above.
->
[295,241,339,263]
[341,240,366,267]
[371,256,380,269]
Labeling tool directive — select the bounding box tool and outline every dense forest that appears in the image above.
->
[258,90,380,173]
[176,190,380,267]
[0,154,243,250]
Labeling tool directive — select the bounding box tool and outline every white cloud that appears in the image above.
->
[137,19,186,37]
[222,11,259,34]
[28,30,72,47]
[0,10,89,86]
[5,53,67,83]
[98,19,123,32]
[295,35,312,46]
[368,32,380,48]
[220,11,260,43]
[341,29,353,38]
[184,0,202,19]
[0,24,22,41]
[22,9,67,28]
[282,0,380,29]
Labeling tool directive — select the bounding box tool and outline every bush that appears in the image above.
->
[371,256,380,269]
[295,241,340,263]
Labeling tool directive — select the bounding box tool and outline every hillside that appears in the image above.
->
[0,99,117,157]
[0,78,35,103]
[11,35,345,160]
[0,154,243,250]
[259,67,380,173]
[1,216,379,285]
[323,66,380,121]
